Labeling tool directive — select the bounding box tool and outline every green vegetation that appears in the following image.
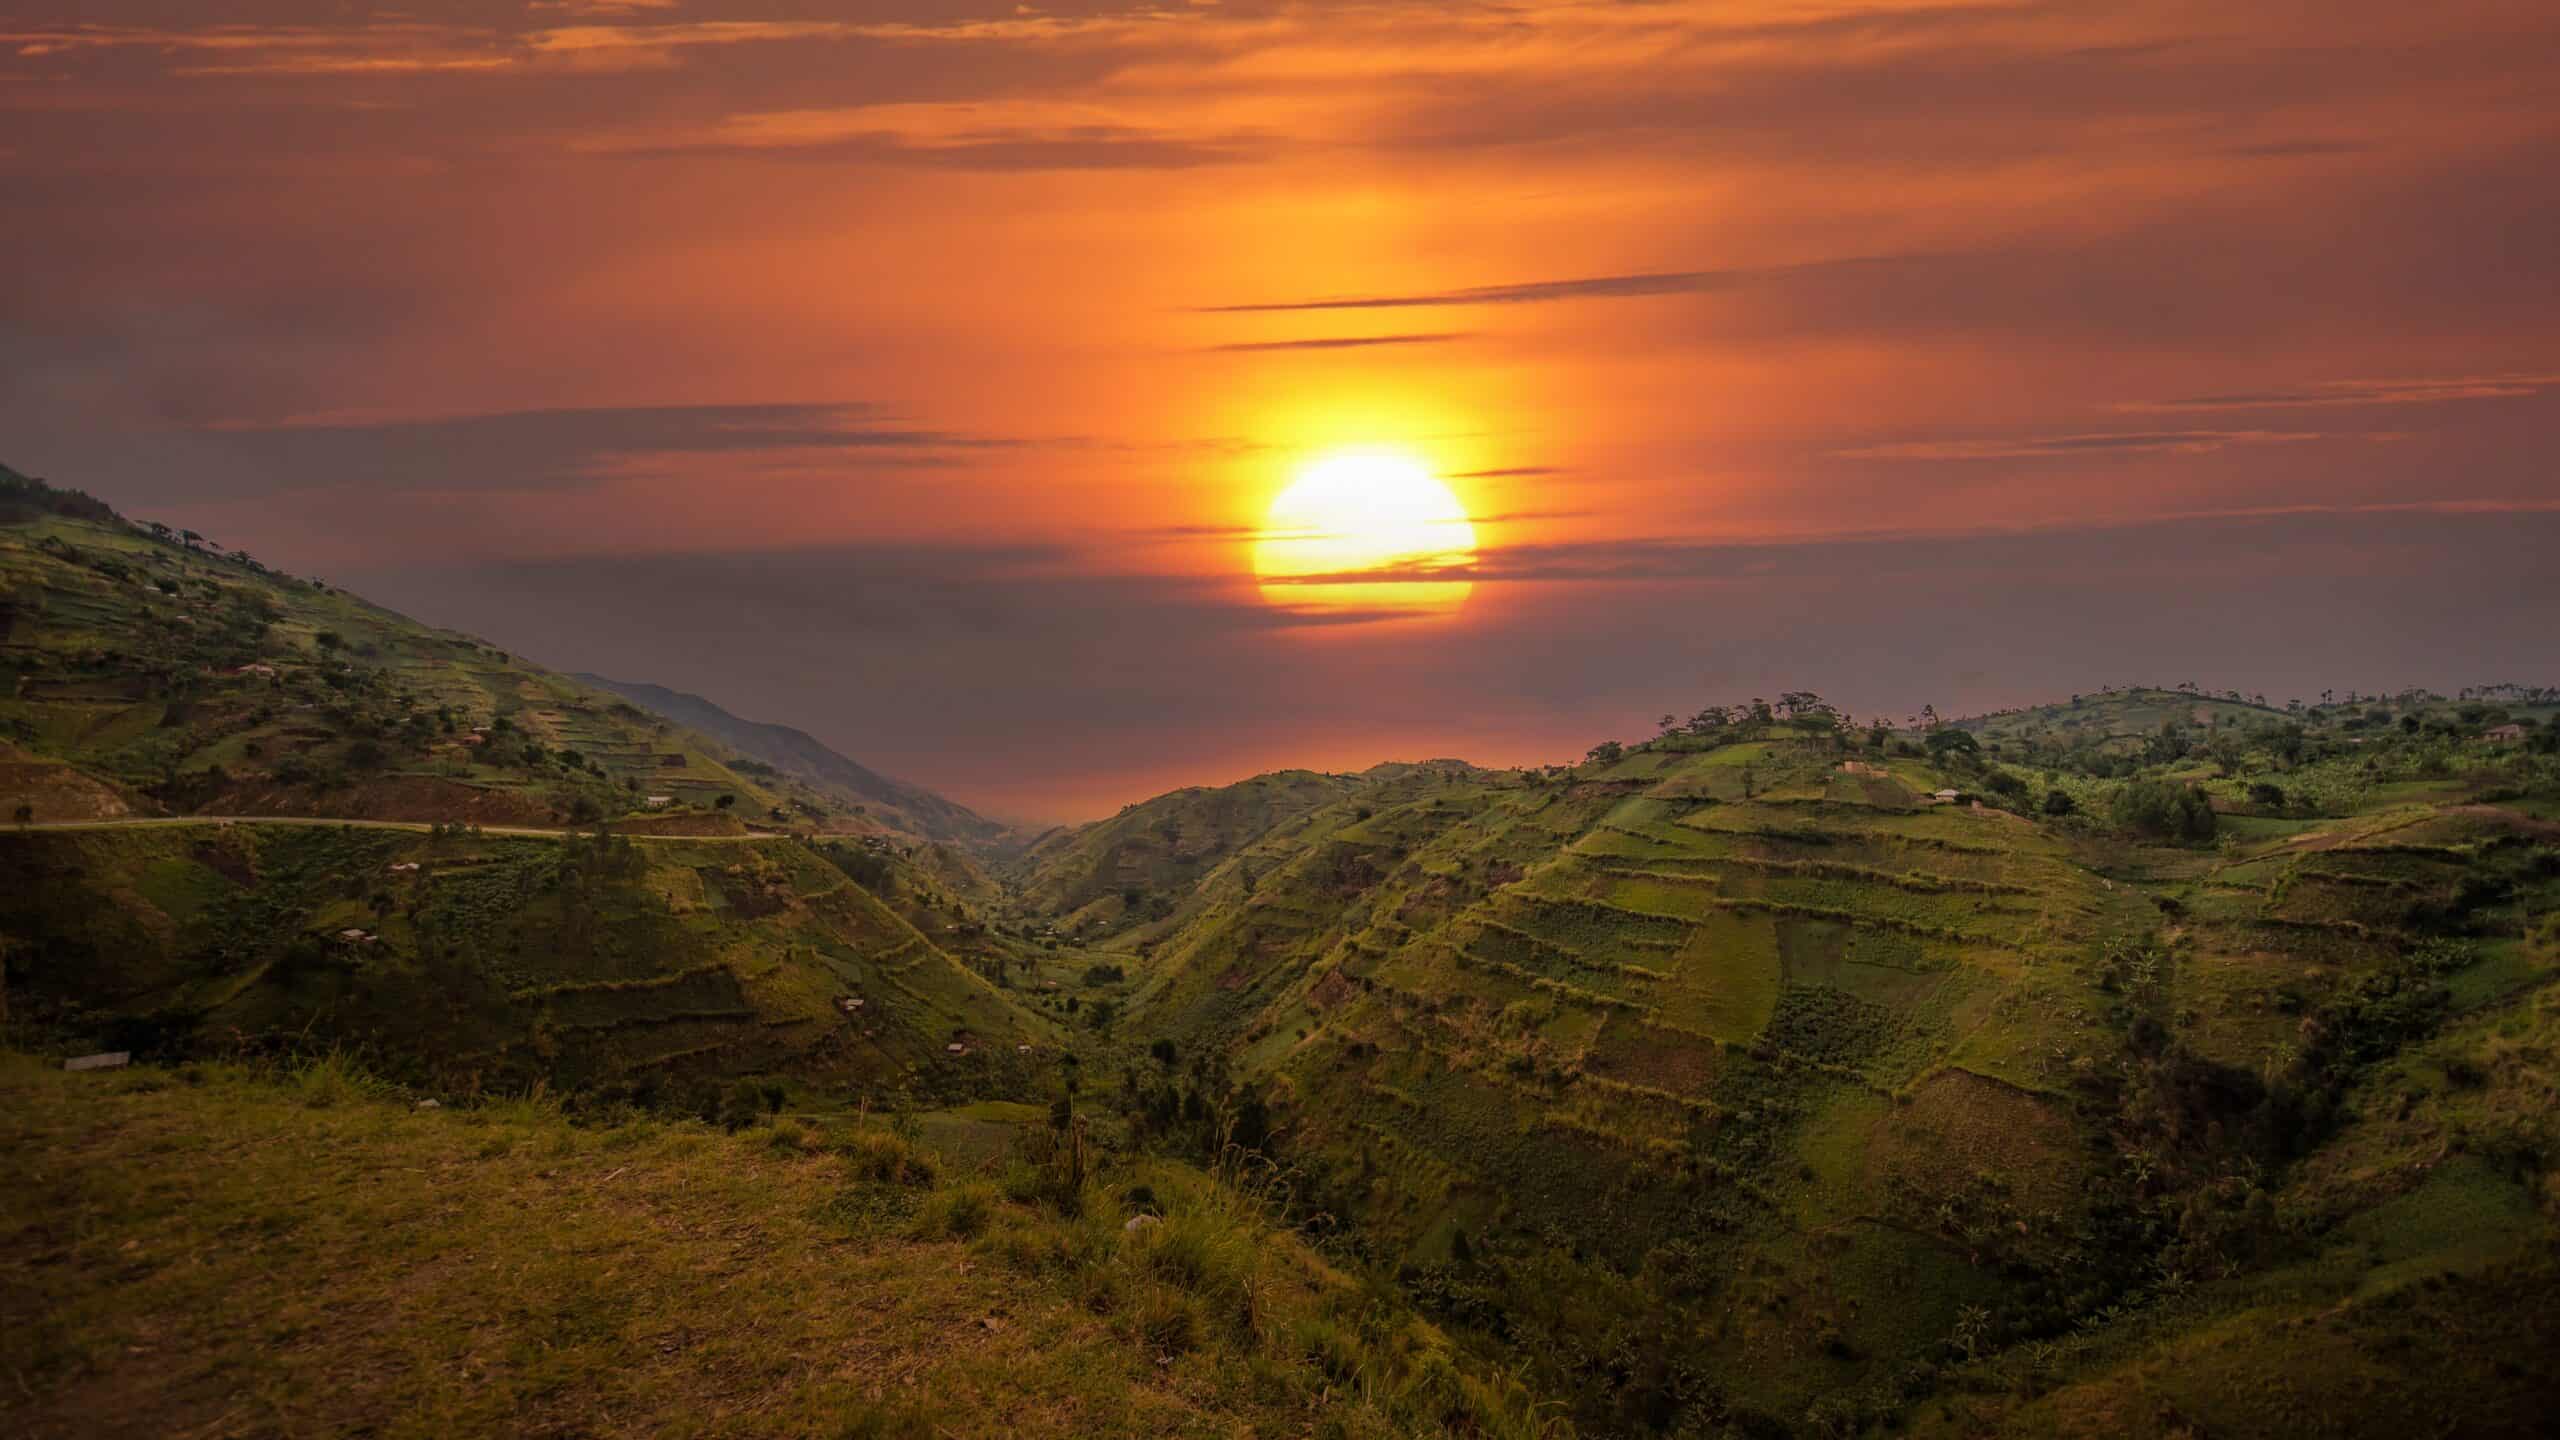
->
[0,482,987,843]
[9,476,2559,1438]
[0,1053,1560,1439]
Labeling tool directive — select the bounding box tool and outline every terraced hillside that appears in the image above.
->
[1100,723,2560,1436]
[0,470,972,839]
[0,822,1048,1101]
[1009,767,1384,941]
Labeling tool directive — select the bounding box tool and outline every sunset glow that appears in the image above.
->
[1,1,2554,818]
[1253,453,1477,617]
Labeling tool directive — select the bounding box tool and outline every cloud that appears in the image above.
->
[1250,496,2560,586]
[1196,254,1931,313]
[2119,374,2560,412]
[129,403,1020,502]
[1203,332,1470,353]
[1198,269,1741,314]
[1450,466,1568,479]
[2219,138,2378,159]
[1830,429,2328,461]
[573,97,1269,169]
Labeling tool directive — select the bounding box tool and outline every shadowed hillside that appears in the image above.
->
[0,468,917,834]
[576,674,1008,848]
[0,823,1048,1102]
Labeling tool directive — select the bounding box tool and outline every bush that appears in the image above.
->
[838,1128,939,1187]
[914,1181,999,1239]
[2042,788,2077,817]
[2110,778,2216,842]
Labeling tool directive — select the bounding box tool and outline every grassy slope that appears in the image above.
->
[0,1053,1562,1440]
[1955,686,2296,748]
[1106,729,2560,1433]
[0,824,1049,1100]
[1009,769,1377,942]
[0,505,920,835]
[574,674,1009,848]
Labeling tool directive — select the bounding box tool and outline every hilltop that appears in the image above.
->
[575,674,1010,849]
[0,466,977,844]
[1054,702,2560,1435]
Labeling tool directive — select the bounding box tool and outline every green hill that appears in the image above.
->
[1008,761,1486,946]
[575,674,1008,848]
[0,822,1049,1103]
[1,473,875,832]
[8,461,2560,1439]
[1090,717,2560,1435]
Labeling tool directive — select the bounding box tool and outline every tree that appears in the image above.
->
[2111,778,2216,842]
[315,630,343,652]
[1585,740,1624,766]
[1925,727,1980,758]
[11,803,30,828]
[714,793,736,810]
[2042,788,2076,817]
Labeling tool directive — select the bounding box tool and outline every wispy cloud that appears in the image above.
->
[1197,254,1927,313]
[1203,332,1470,353]
[573,98,1268,169]
[1253,496,2560,585]
[2119,373,2560,412]
[173,403,1019,498]
[1831,428,2327,461]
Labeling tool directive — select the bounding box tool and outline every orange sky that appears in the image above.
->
[5,1,2557,819]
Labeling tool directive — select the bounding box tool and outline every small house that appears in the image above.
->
[337,928,374,944]
[387,862,420,874]
[1932,788,1960,805]
[945,1042,968,1055]
[643,795,674,808]
[2485,723,2527,744]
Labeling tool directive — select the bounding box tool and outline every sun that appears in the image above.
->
[1252,452,1478,617]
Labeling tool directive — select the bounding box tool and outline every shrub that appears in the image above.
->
[2110,777,2216,841]
[1132,1286,1203,1356]
[838,1128,939,1187]
[914,1181,999,1239]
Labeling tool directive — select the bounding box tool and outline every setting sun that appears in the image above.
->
[1251,452,1479,617]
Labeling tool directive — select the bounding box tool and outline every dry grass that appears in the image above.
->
[0,1053,1564,1440]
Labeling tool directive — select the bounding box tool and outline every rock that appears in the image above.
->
[63,1052,130,1072]
[416,1099,441,1110]
[1123,1213,1161,1235]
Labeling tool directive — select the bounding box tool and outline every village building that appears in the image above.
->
[2485,723,2528,744]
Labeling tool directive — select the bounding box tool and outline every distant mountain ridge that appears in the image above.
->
[575,674,1008,849]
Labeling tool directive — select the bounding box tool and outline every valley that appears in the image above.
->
[6,472,2556,1438]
